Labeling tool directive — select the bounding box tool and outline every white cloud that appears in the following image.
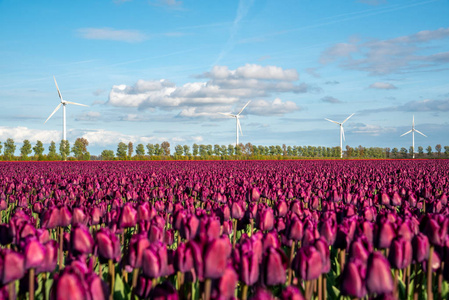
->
[0,127,60,143]
[320,43,358,64]
[77,28,147,43]
[204,64,299,81]
[349,123,396,136]
[246,98,300,116]
[369,82,397,90]
[320,27,449,75]
[361,98,449,114]
[76,111,101,121]
[107,64,311,118]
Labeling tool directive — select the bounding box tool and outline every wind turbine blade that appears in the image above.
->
[342,126,346,141]
[44,103,62,124]
[237,100,251,116]
[53,76,63,101]
[65,101,89,107]
[237,118,243,136]
[219,112,235,117]
[325,118,340,125]
[412,115,415,127]
[415,129,427,137]
[341,113,355,124]
[400,130,412,137]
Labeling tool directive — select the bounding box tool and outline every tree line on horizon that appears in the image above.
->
[0,138,448,161]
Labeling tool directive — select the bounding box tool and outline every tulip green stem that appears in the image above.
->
[405,265,411,299]
[413,263,420,300]
[438,261,444,299]
[232,219,237,248]
[109,259,115,300]
[29,268,35,300]
[8,281,14,300]
[249,219,254,237]
[58,226,64,271]
[318,275,322,300]
[393,269,398,299]
[130,268,139,300]
[241,284,248,300]
[427,246,434,300]
[339,249,346,274]
[287,242,296,285]
[322,275,327,300]
[42,272,47,300]
[204,279,212,300]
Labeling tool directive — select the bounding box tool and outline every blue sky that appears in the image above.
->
[1,0,448,155]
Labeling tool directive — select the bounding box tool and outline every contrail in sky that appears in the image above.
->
[213,0,255,66]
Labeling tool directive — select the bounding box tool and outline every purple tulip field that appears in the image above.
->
[1,160,449,300]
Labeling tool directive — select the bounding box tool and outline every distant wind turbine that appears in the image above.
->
[44,76,88,141]
[400,115,427,159]
[325,113,355,158]
[219,101,251,146]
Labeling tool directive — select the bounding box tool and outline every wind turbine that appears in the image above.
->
[44,76,88,141]
[325,113,354,158]
[219,101,251,146]
[400,115,426,159]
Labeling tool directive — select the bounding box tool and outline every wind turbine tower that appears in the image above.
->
[219,101,251,146]
[400,115,427,159]
[325,113,355,158]
[45,76,88,141]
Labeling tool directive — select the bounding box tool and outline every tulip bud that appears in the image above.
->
[204,237,232,279]
[148,223,164,244]
[294,245,322,281]
[258,208,274,232]
[237,249,259,286]
[276,200,288,217]
[412,233,429,263]
[85,273,108,300]
[249,188,260,202]
[71,224,94,255]
[41,208,60,229]
[340,259,367,298]
[89,207,102,226]
[119,203,137,228]
[319,214,337,246]
[22,237,45,270]
[1,249,25,285]
[214,265,238,300]
[422,216,445,246]
[174,242,194,273]
[95,228,121,263]
[59,207,72,227]
[135,274,153,299]
[50,267,88,300]
[314,238,331,273]
[262,246,288,286]
[374,220,396,249]
[280,286,305,300]
[127,233,151,269]
[366,252,394,295]
[286,216,303,242]
[72,208,88,226]
[348,237,371,264]
[388,236,412,269]
[231,201,245,220]
[180,214,199,240]
[36,240,58,274]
